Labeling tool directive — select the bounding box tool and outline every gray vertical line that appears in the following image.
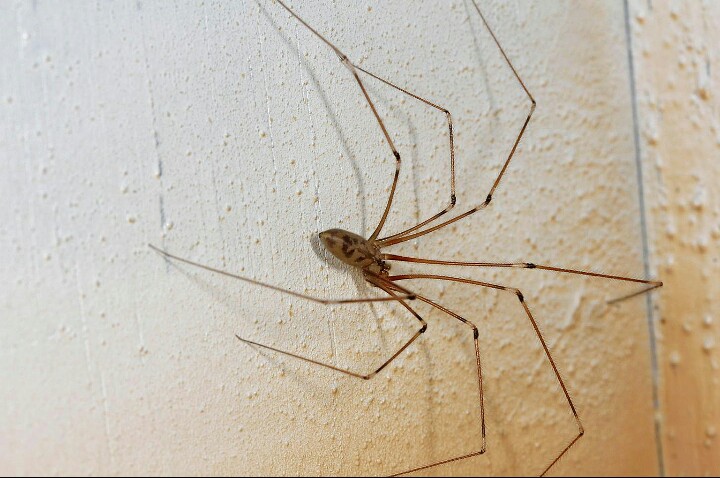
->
[137,6,167,241]
[623,1,665,475]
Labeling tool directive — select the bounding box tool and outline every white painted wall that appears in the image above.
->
[2,0,684,475]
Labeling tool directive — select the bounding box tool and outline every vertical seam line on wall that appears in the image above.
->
[137,8,167,244]
[623,1,665,475]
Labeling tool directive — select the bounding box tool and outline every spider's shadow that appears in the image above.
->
[257,2,370,236]
[464,0,498,126]
[254,1,524,472]
[259,2,427,355]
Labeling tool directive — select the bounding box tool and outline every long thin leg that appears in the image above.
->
[274,0,401,242]
[388,273,583,477]
[351,65,458,241]
[382,253,663,303]
[275,0,534,245]
[377,0,536,248]
[235,272,427,381]
[149,244,414,304]
[380,286,486,477]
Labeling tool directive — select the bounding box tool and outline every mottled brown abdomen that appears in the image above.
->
[319,229,386,274]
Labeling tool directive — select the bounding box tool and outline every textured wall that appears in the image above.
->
[0,1,678,476]
[630,1,720,475]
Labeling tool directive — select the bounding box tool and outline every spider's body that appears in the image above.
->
[319,229,389,276]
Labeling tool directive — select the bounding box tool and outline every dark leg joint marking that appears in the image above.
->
[483,194,492,206]
[516,290,524,302]
[526,262,536,269]
[450,194,456,206]
[420,323,428,333]
[393,151,401,160]
[473,327,479,339]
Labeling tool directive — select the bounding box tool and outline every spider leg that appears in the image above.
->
[149,244,414,304]
[389,273,583,477]
[351,66,458,241]
[377,0,536,248]
[273,0,402,242]
[382,253,663,304]
[379,287,486,477]
[274,1,534,245]
[234,271,427,381]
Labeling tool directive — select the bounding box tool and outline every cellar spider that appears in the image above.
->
[150,0,663,475]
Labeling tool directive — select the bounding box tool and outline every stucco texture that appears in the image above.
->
[1,0,716,476]
[630,1,720,475]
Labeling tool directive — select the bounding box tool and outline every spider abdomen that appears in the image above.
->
[319,229,384,272]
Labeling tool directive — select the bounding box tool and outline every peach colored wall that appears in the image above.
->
[2,0,714,476]
[630,1,720,475]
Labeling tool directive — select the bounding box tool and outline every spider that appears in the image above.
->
[150,0,662,475]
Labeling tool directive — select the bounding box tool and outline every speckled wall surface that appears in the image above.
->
[2,0,713,476]
[630,1,720,475]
